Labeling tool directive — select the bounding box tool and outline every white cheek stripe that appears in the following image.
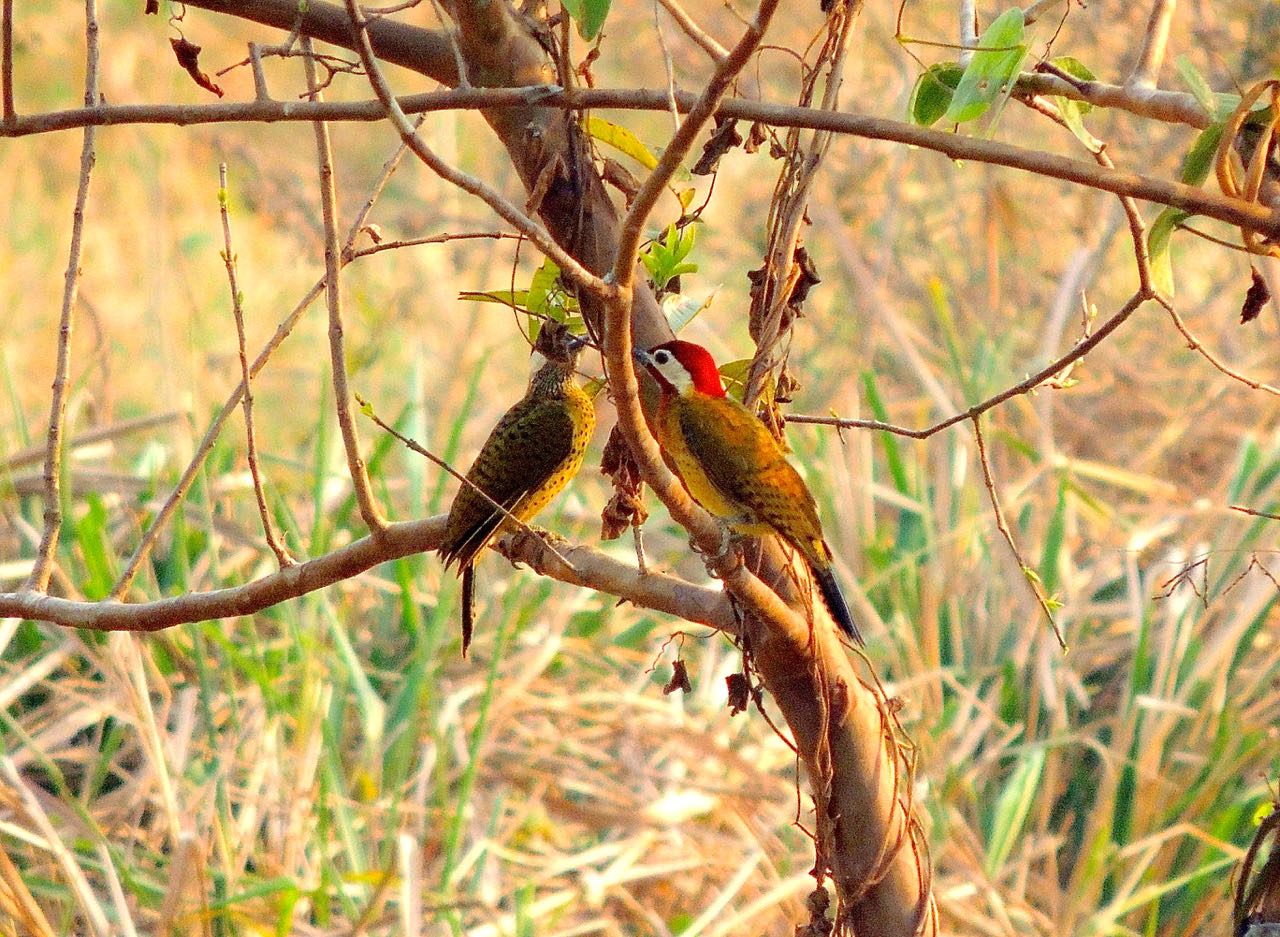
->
[659,361,693,392]
[528,350,549,380]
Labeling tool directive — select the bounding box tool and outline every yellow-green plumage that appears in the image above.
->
[639,339,861,644]
[440,325,594,653]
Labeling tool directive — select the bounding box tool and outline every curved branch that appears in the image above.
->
[0,517,731,633]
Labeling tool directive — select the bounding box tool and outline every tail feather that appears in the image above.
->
[461,564,476,656]
[812,564,863,645]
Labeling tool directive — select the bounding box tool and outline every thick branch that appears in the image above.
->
[1,518,732,633]
[184,0,459,85]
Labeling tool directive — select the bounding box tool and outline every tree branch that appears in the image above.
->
[183,0,459,85]
[3,88,1267,237]
[0,517,732,633]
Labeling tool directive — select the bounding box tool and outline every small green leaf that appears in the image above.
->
[944,8,1027,124]
[457,289,531,310]
[676,187,696,211]
[642,223,699,292]
[1049,56,1096,110]
[909,62,964,126]
[1180,122,1225,185]
[585,116,657,169]
[717,358,752,402]
[1148,206,1191,297]
[1175,55,1217,117]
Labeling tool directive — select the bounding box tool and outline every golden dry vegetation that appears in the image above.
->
[2,0,1280,934]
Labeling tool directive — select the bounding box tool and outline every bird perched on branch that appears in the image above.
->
[440,322,595,654]
[635,339,861,644]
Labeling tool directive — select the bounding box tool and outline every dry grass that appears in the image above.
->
[2,0,1280,934]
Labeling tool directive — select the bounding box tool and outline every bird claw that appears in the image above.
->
[690,523,741,579]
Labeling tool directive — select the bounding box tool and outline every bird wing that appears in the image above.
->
[675,393,826,548]
[440,397,579,569]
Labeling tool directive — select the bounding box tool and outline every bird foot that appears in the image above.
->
[690,523,741,579]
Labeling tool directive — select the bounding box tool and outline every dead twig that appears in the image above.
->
[304,36,388,535]
[218,163,296,567]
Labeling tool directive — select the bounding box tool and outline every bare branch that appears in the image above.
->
[972,416,1066,649]
[1,0,13,123]
[1127,0,1177,89]
[182,0,460,85]
[111,132,419,596]
[304,37,388,534]
[787,290,1149,438]
[655,0,728,63]
[25,0,99,593]
[614,0,782,288]
[218,163,297,566]
[1,517,733,633]
[342,2,607,298]
[2,88,1267,236]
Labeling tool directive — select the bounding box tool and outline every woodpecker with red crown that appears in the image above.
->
[440,322,595,654]
[635,339,861,644]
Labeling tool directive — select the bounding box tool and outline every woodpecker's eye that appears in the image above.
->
[654,350,671,364]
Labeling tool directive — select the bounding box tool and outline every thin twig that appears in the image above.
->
[655,0,728,63]
[218,163,296,567]
[1,0,14,122]
[786,290,1151,438]
[613,0,782,288]
[354,394,579,573]
[25,0,99,592]
[1229,504,1280,522]
[341,5,606,297]
[972,416,1067,650]
[111,131,421,595]
[1156,294,1280,396]
[303,36,388,534]
[1127,0,1177,89]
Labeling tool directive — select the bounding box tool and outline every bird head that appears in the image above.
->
[634,340,726,398]
[530,320,590,379]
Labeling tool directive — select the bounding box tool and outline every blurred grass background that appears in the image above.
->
[3,0,1280,934]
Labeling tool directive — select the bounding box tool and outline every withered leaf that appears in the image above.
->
[145,0,159,13]
[744,121,768,154]
[726,672,750,715]
[692,116,743,176]
[662,659,692,695]
[170,38,224,98]
[1242,265,1270,324]
[599,425,647,540]
[602,157,641,205]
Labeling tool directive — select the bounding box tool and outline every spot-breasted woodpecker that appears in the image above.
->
[635,339,861,644]
[440,322,595,654]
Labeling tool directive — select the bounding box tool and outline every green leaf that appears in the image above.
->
[1180,122,1225,185]
[585,116,657,169]
[909,62,964,126]
[457,289,531,309]
[1049,56,1096,111]
[944,9,1027,124]
[1175,55,1217,118]
[561,0,609,39]
[642,223,699,292]
[717,358,751,402]
[985,747,1045,876]
[1147,206,1190,297]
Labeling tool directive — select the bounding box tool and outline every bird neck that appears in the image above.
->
[528,363,579,398]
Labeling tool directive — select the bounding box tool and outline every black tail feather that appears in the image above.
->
[813,565,863,645]
[461,564,476,656]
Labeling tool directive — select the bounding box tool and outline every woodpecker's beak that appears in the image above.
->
[632,348,654,369]
[566,333,591,352]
